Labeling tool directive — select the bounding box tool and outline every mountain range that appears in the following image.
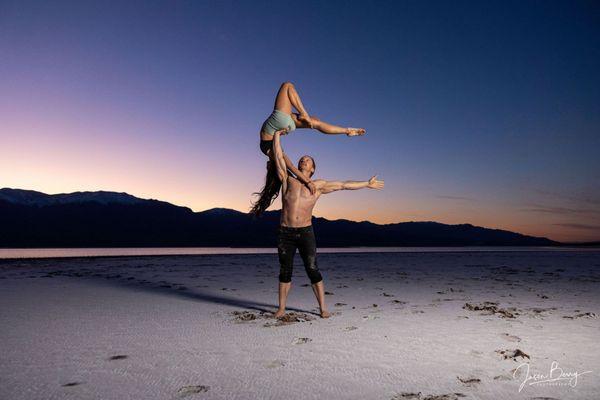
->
[0,188,561,247]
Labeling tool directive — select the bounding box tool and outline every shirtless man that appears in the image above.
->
[271,128,384,319]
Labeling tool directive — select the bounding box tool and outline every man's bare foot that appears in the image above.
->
[346,127,366,137]
[273,309,286,318]
[320,309,331,318]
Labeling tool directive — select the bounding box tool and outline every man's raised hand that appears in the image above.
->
[368,175,384,189]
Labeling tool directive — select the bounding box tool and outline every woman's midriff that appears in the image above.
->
[260,131,274,141]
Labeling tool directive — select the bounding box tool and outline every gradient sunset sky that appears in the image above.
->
[1,1,599,242]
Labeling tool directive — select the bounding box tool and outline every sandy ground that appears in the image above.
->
[1,251,599,400]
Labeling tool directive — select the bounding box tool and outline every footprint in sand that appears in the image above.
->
[362,315,380,320]
[265,359,285,368]
[457,376,481,387]
[231,311,259,322]
[528,307,557,318]
[61,382,82,387]
[108,355,128,361]
[392,393,421,399]
[528,397,561,400]
[468,350,483,358]
[263,312,316,327]
[500,333,521,342]
[463,302,519,319]
[496,348,530,361]
[292,337,312,345]
[563,312,597,319]
[427,394,466,400]
[177,385,210,397]
[392,393,466,400]
[344,326,358,331]
[334,302,347,307]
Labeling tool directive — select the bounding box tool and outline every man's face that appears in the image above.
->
[298,155,315,177]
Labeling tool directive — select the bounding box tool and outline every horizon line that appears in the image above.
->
[2,186,598,244]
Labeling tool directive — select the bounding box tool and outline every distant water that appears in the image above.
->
[1,246,598,259]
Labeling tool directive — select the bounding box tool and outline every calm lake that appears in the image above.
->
[1,246,598,259]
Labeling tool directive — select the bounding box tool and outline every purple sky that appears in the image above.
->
[1,1,599,242]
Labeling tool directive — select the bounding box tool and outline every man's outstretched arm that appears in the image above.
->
[314,175,384,194]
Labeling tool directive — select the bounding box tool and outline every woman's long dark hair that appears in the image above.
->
[250,160,282,217]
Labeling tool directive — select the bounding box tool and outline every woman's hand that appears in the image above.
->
[303,181,317,195]
[307,181,317,195]
[274,128,290,136]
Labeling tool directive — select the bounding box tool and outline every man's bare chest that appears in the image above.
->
[284,180,317,204]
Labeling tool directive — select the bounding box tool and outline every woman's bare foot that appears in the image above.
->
[320,309,331,318]
[273,309,286,318]
[298,113,314,128]
[346,127,366,136]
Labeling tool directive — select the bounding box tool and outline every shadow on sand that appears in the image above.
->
[74,271,317,316]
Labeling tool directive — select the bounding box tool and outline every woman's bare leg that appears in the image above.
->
[274,81,309,116]
[272,81,365,135]
[292,114,366,136]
